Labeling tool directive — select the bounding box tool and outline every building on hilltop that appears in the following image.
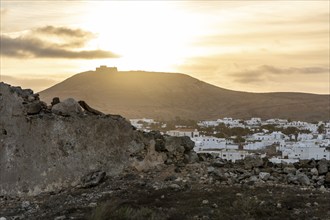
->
[95,65,118,73]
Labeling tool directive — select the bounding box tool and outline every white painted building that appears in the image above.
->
[263,119,288,126]
[197,120,219,127]
[247,131,286,142]
[246,117,262,126]
[297,133,314,141]
[243,141,274,150]
[192,136,239,151]
[282,146,330,160]
[217,118,244,128]
[167,129,200,138]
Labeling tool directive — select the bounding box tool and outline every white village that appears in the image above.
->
[130,117,330,164]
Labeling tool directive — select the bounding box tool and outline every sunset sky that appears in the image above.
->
[0,1,329,93]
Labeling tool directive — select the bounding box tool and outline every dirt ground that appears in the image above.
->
[1,173,330,220]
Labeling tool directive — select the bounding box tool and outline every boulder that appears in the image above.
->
[310,168,319,176]
[287,173,298,184]
[25,102,42,115]
[51,97,60,106]
[163,136,195,164]
[9,86,33,99]
[317,159,328,175]
[212,170,228,181]
[243,156,264,170]
[297,173,310,186]
[259,172,271,181]
[212,159,226,168]
[52,98,83,116]
[283,167,297,175]
[185,151,199,163]
[325,172,330,184]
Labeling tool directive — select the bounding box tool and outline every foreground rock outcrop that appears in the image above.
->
[0,83,196,196]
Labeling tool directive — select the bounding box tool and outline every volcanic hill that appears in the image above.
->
[39,68,330,121]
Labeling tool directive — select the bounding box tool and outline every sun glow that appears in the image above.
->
[79,2,210,71]
[1,1,329,93]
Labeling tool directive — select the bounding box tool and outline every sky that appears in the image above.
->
[0,1,329,94]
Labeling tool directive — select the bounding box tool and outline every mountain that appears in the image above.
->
[39,69,330,121]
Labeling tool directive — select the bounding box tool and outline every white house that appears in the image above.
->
[217,118,243,127]
[167,129,200,138]
[297,133,314,141]
[197,120,219,127]
[283,146,330,160]
[246,117,262,126]
[192,136,239,151]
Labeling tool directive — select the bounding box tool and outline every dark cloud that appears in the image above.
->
[232,65,329,83]
[34,26,94,38]
[0,26,118,59]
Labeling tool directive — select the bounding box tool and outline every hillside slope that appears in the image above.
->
[39,70,330,121]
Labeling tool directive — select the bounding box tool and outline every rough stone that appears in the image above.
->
[51,97,60,106]
[318,159,328,175]
[21,201,31,209]
[169,183,181,190]
[325,172,330,184]
[186,151,199,163]
[207,166,215,173]
[319,185,327,192]
[51,98,83,116]
[283,167,297,174]
[287,173,298,184]
[0,83,191,196]
[259,172,271,181]
[25,102,42,115]
[27,95,35,102]
[297,173,311,186]
[311,168,319,176]
[212,159,226,168]
[243,156,264,170]
[81,170,106,188]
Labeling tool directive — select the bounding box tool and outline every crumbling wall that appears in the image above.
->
[0,83,197,196]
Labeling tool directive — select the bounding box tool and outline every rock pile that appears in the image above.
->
[200,155,330,188]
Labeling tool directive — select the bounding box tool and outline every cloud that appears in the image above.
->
[231,65,330,83]
[34,26,94,38]
[193,29,329,48]
[0,26,119,59]
[259,65,329,75]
